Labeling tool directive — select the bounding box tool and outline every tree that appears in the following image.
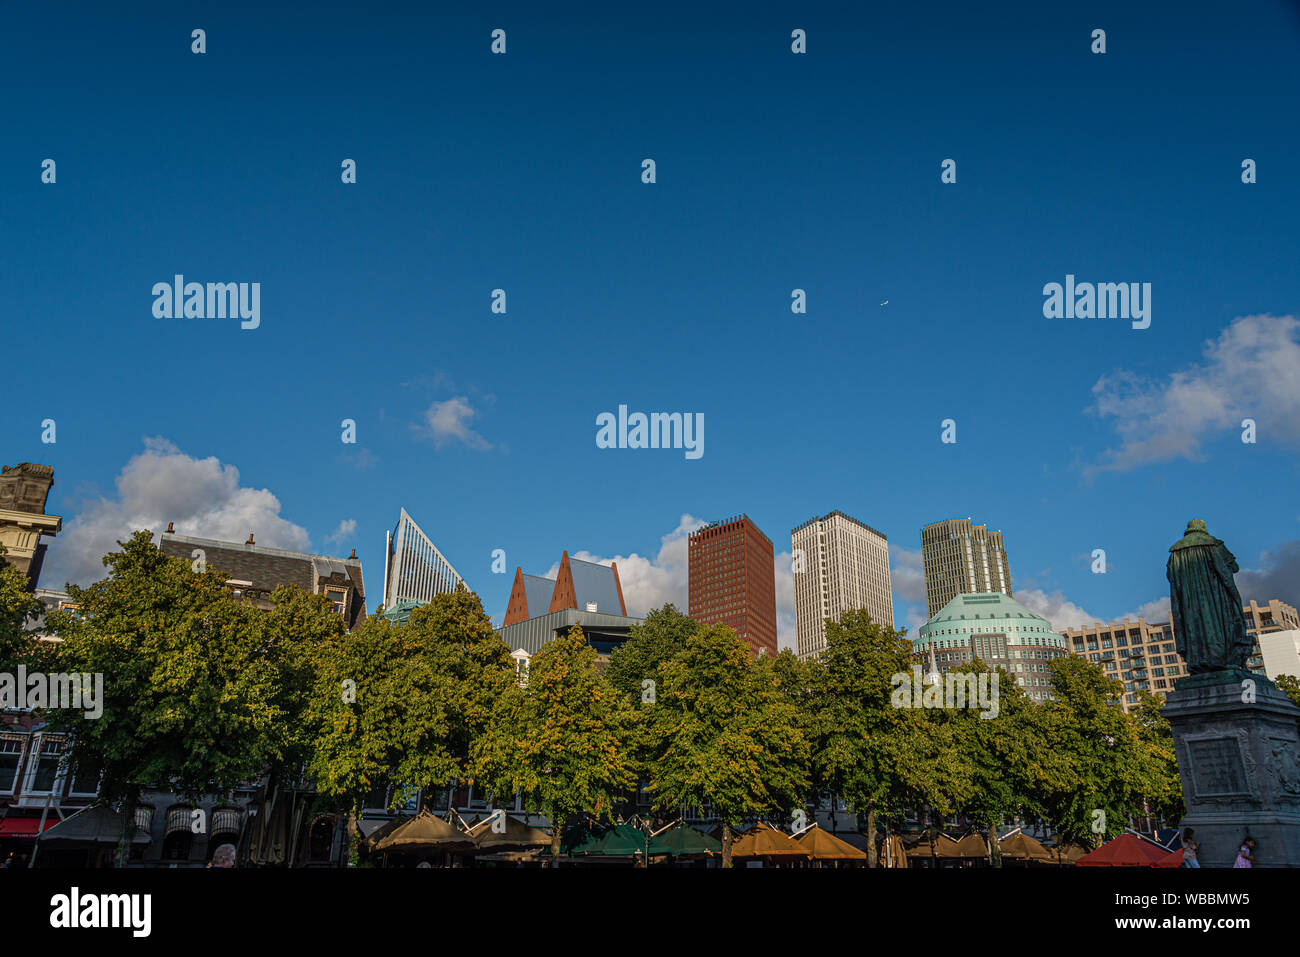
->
[803,610,969,866]
[44,532,289,863]
[946,661,1059,866]
[643,623,810,868]
[1129,689,1185,826]
[306,588,512,864]
[472,626,635,865]
[605,603,697,705]
[1035,657,1168,846]
[0,546,41,673]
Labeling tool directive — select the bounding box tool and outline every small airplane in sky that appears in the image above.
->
[880,299,889,306]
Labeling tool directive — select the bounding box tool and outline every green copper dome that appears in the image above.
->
[914,592,1066,650]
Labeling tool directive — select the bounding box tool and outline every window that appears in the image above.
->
[0,738,23,793]
[29,737,62,793]
[325,587,347,616]
[69,758,101,796]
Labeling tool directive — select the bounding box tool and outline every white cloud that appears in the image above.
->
[773,550,795,652]
[901,604,929,637]
[46,437,312,587]
[1014,588,1106,632]
[325,519,358,546]
[1016,587,1172,632]
[889,544,927,604]
[417,396,492,450]
[1088,314,1300,473]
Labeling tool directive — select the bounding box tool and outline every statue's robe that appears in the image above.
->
[1166,543,1252,673]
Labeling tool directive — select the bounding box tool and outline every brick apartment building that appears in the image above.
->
[688,515,778,656]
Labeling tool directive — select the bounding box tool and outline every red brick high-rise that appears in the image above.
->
[688,515,777,656]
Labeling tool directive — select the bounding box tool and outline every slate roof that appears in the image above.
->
[522,575,555,618]
[568,558,623,615]
[158,531,367,629]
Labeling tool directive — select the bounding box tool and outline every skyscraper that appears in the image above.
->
[791,510,893,660]
[382,507,466,613]
[688,514,777,656]
[920,518,1012,619]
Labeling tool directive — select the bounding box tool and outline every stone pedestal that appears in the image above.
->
[1162,671,1300,867]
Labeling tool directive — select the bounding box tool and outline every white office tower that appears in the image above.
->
[792,511,893,660]
[382,508,466,610]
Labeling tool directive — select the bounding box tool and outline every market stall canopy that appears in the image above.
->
[466,813,551,852]
[654,822,721,858]
[796,826,867,862]
[1076,833,1172,867]
[1051,842,1091,864]
[375,809,474,854]
[730,822,811,860]
[1154,847,1187,868]
[573,823,672,857]
[36,804,151,844]
[361,815,409,851]
[906,833,963,859]
[998,832,1055,862]
[951,832,989,860]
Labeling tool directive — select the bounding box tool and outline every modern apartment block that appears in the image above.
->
[382,507,467,618]
[920,518,1013,618]
[688,514,778,657]
[1062,599,1300,712]
[791,510,893,660]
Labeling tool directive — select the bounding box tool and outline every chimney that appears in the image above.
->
[246,532,255,545]
[166,522,174,533]
[349,549,357,560]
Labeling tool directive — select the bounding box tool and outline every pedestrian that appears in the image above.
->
[1181,827,1200,868]
[1233,837,1255,868]
[207,843,237,868]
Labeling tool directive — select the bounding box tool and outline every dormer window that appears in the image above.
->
[325,587,347,616]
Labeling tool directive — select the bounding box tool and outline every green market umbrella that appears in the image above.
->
[654,822,721,858]
[572,824,671,858]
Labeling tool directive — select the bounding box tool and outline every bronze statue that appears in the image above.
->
[1167,520,1253,674]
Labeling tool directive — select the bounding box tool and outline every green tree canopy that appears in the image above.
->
[472,625,635,863]
[643,622,810,867]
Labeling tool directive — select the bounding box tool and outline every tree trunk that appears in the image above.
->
[989,820,1002,868]
[721,823,733,869]
[550,813,563,868]
[865,804,878,868]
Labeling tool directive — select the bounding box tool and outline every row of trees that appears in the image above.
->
[3,532,1191,867]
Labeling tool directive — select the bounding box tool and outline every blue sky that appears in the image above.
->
[5,1,1299,647]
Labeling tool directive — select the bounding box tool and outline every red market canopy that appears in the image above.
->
[1076,833,1173,867]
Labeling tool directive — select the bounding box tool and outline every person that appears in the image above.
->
[1181,828,1200,868]
[1233,837,1255,868]
[208,843,237,868]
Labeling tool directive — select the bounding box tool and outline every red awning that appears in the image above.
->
[0,817,60,838]
[1076,833,1172,867]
